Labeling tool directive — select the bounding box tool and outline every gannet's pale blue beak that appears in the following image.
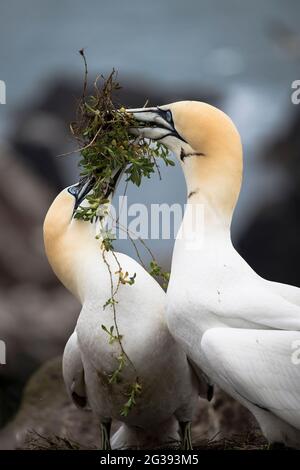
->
[68,176,95,212]
[126,106,186,143]
[68,166,124,216]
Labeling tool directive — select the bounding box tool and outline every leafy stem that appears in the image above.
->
[120,380,142,417]
[69,50,174,417]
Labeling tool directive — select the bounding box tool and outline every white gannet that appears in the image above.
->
[43,174,200,450]
[128,101,300,448]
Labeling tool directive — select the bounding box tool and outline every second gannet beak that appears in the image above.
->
[68,166,124,216]
[126,106,187,143]
[68,176,96,212]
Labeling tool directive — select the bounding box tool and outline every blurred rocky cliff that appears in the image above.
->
[0,115,80,428]
[2,73,299,449]
[238,107,300,288]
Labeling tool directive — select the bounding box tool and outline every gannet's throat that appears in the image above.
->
[182,144,243,229]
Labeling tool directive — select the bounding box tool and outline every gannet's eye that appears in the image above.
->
[68,182,80,197]
[165,110,172,123]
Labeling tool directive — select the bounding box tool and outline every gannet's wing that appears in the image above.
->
[187,357,214,399]
[220,282,300,330]
[201,328,300,428]
[264,279,300,308]
[62,331,87,408]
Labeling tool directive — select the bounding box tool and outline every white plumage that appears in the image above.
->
[202,328,300,447]
[43,183,199,450]
[129,101,300,447]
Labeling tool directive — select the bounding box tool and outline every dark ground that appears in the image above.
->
[0,357,264,450]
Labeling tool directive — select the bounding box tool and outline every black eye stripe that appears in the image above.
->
[155,107,187,144]
[157,108,174,126]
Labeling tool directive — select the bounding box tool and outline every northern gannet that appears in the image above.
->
[43,175,200,449]
[128,101,300,448]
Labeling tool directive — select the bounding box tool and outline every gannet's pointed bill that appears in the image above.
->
[68,176,95,212]
[126,106,187,143]
[68,166,124,216]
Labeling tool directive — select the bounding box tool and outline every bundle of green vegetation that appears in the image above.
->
[71,51,174,224]
[65,53,173,415]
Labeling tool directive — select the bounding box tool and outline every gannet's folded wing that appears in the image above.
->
[187,357,214,399]
[264,280,300,308]
[222,284,300,330]
[201,328,300,428]
[62,331,87,408]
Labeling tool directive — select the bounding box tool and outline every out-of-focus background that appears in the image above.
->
[0,0,300,449]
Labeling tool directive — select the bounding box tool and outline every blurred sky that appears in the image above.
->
[0,0,300,262]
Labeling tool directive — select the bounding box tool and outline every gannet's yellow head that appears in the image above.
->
[128,101,243,221]
[43,177,96,298]
[43,176,96,246]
